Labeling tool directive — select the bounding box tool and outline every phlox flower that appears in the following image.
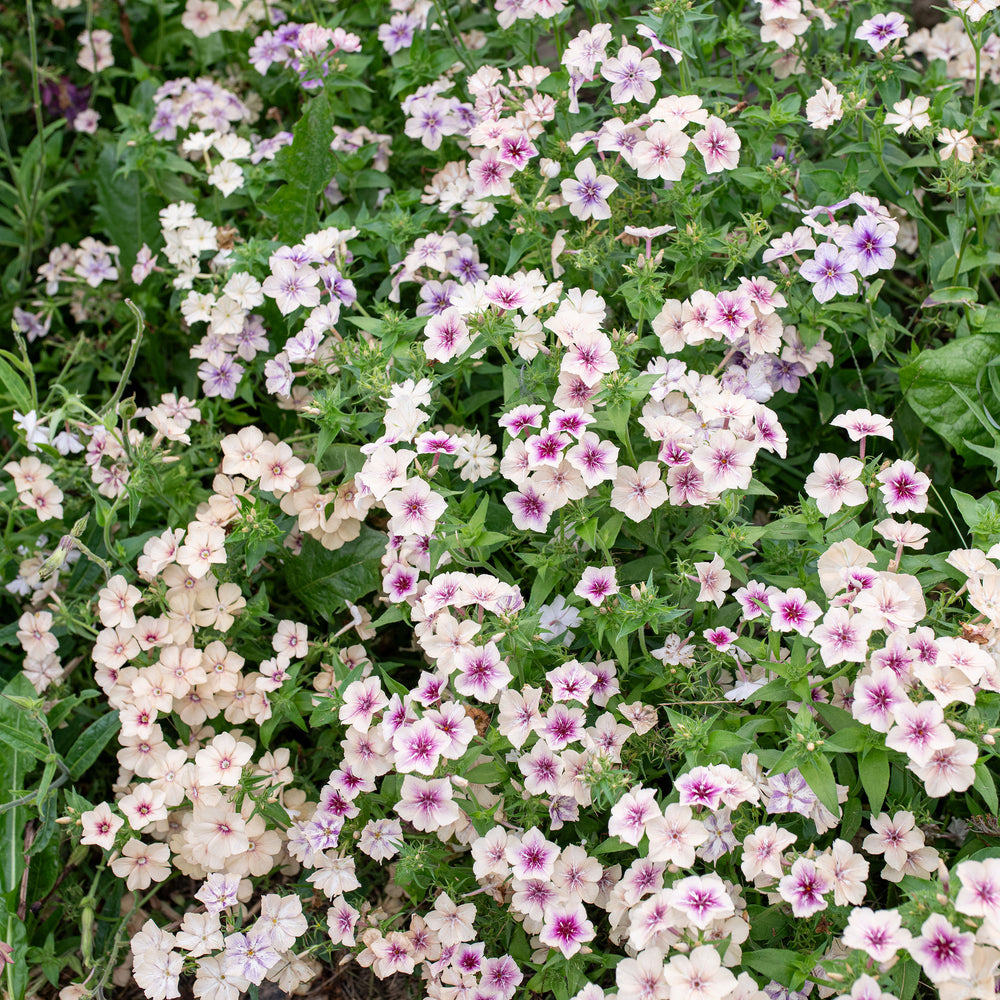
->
[561,158,618,221]
[646,804,709,868]
[778,857,832,917]
[938,128,977,163]
[454,642,512,701]
[575,565,618,606]
[384,478,447,536]
[394,775,460,832]
[545,660,597,705]
[816,839,869,906]
[664,945,736,1000]
[852,668,907,732]
[668,874,734,928]
[611,463,668,521]
[600,43,661,103]
[706,290,754,340]
[910,738,977,796]
[863,810,924,868]
[261,259,320,315]
[423,307,471,362]
[223,930,279,986]
[110,839,171,891]
[740,823,796,881]
[691,430,756,493]
[616,946,669,1000]
[766,769,816,815]
[835,216,897,277]
[339,677,388,730]
[518,738,563,795]
[327,896,360,947]
[799,243,858,302]
[842,907,912,962]
[566,432,619,487]
[562,329,619,386]
[956,858,1000,921]
[80,802,124,849]
[769,588,822,635]
[812,607,873,666]
[194,872,241,913]
[507,827,560,881]
[538,594,582,642]
[538,702,586,750]
[692,554,730,607]
[912,914,975,982]
[692,116,740,173]
[855,12,908,51]
[255,894,307,952]
[609,786,661,845]
[176,911,223,958]
[195,731,253,786]
[734,580,777,620]
[884,96,931,135]
[675,766,725,810]
[424,891,476,945]
[392,717,449,774]
[634,122,689,181]
[504,484,553,532]
[876,459,929,514]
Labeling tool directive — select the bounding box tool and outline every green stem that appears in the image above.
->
[100,299,145,422]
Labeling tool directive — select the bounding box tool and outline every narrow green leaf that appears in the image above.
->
[65,712,121,780]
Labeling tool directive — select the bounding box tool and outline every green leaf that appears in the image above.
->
[93,145,162,273]
[798,754,840,816]
[65,712,121,780]
[743,949,801,987]
[922,285,978,306]
[0,720,47,761]
[263,89,338,243]
[975,761,999,814]
[900,334,1000,456]
[283,527,386,621]
[859,747,889,814]
[0,676,40,903]
[0,354,32,412]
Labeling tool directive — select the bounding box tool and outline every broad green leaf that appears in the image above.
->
[900,334,1000,456]
[263,89,338,243]
[65,712,121,780]
[743,948,801,987]
[283,527,386,621]
[93,145,162,273]
[922,285,977,306]
[859,748,889,814]
[798,754,840,816]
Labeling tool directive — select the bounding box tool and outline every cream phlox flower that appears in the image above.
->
[806,79,844,130]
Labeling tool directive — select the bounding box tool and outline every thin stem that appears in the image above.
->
[100,299,145,421]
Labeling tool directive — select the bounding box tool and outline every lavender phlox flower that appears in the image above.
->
[798,242,858,302]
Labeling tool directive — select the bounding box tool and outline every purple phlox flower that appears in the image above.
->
[835,216,896,276]
[769,357,807,394]
[855,12,908,52]
[600,43,661,104]
[912,914,975,982]
[223,929,280,985]
[675,766,724,810]
[560,158,618,221]
[379,12,420,54]
[198,356,245,399]
[766,769,816,815]
[799,243,859,302]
